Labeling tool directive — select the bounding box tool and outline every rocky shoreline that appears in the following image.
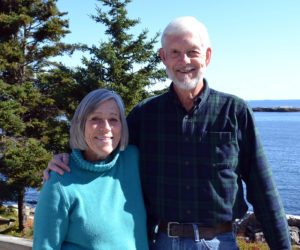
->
[1,205,300,247]
[236,212,300,246]
[252,106,300,112]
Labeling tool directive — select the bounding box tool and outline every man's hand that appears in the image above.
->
[43,153,71,183]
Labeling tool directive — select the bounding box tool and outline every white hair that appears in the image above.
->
[161,16,211,50]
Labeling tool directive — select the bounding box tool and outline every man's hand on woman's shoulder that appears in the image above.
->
[43,153,71,183]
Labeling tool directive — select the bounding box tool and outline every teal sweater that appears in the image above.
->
[33,145,148,250]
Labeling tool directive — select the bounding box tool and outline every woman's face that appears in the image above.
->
[83,99,122,162]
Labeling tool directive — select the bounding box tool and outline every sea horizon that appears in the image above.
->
[247,99,300,108]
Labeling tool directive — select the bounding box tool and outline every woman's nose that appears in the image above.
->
[100,119,111,130]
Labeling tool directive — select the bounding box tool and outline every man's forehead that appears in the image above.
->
[165,33,204,48]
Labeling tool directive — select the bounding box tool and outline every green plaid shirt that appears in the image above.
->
[127,79,290,249]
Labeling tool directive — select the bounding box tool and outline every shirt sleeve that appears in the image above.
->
[33,174,69,250]
[238,104,291,249]
[127,105,140,146]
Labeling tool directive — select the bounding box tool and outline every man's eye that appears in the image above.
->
[169,50,180,58]
[188,51,200,57]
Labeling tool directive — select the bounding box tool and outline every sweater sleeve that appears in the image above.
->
[33,173,69,250]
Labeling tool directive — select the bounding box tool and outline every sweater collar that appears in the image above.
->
[71,148,120,173]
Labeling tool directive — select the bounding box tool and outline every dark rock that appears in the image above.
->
[236,212,300,246]
[252,106,300,112]
[289,226,300,245]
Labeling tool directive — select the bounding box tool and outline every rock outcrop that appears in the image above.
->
[252,106,300,112]
[236,212,300,246]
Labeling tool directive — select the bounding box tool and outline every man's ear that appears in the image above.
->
[159,48,167,65]
[205,47,212,66]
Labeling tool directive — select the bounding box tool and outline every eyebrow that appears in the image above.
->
[91,111,119,116]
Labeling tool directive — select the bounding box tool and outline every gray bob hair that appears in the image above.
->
[161,16,211,50]
[69,89,129,151]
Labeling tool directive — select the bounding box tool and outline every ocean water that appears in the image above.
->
[252,112,300,215]
[245,99,300,215]
[8,100,300,216]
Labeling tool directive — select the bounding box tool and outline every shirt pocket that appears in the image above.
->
[202,131,238,169]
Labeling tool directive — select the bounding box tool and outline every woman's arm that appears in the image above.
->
[33,175,69,249]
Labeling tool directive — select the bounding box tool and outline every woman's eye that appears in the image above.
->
[91,117,100,121]
[109,118,119,123]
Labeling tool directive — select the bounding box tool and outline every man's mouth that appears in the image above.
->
[177,66,195,73]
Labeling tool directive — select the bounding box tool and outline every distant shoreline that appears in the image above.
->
[252,106,300,112]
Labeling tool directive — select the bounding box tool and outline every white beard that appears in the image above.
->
[166,65,206,90]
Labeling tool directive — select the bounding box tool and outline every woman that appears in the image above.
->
[33,89,148,250]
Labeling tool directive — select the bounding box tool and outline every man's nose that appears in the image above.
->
[178,53,190,64]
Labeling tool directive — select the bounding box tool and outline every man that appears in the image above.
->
[45,17,291,249]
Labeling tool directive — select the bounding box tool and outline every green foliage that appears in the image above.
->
[237,238,270,249]
[72,0,167,114]
[0,138,51,188]
[0,1,74,83]
[0,80,25,135]
[0,0,77,231]
[0,205,18,219]
[0,0,166,232]
[0,205,33,238]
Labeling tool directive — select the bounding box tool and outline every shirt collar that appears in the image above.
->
[168,78,210,110]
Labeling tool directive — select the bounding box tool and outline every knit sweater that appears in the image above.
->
[33,145,148,250]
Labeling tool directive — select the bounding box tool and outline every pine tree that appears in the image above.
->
[0,0,76,231]
[72,0,166,114]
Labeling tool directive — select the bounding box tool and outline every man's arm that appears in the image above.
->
[126,105,140,145]
[239,105,291,249]
[43,153,70,182]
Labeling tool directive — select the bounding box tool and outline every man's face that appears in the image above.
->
[159,32,210,90]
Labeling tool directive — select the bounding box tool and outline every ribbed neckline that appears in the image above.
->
[71,148,120,173]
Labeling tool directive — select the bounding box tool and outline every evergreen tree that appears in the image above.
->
[0,0,76,231]
[72,0,166,114]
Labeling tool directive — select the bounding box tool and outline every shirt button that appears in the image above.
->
[186,185,190,190]
[185,161,190,166]
[186,210,191,215]
[185,137,189,142]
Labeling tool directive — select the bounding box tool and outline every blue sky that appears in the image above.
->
[56,0,300,100]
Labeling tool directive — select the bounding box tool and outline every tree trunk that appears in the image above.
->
[17,188,27,231]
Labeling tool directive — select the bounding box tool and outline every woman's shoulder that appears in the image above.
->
[124,144,139,154]
[45,166,77,190]
[119,145,139,163]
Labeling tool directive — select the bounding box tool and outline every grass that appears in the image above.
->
[0,204,33,239]
[237,238,270,249]
[0,205,17,219]
[237,238,299,250]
